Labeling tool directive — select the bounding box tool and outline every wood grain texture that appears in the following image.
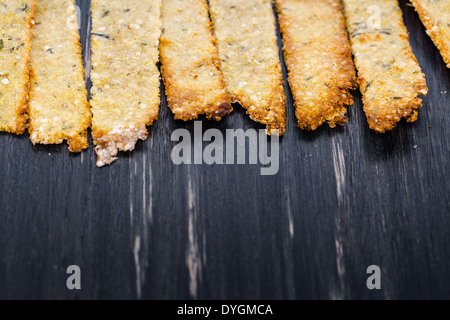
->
[0,0,449,299]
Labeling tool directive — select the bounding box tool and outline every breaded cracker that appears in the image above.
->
[28,0,90,152]
[90,0,162,166]
[159,0,232,121]
[410,0,450,68]
[276,0,357,131]
[209,0,286,135]
[0,0,36,134]
[342,0,428,133]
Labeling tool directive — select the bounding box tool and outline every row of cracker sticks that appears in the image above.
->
[277,0,428,133]
[108,0,433,138]
[0,0,442,166]
[160,0,286,135]
[91,0,434,156]
[0,0,162,166]
[0,0,90,150]
[162,0,428,134]
[0,0,286,167]
[92,0,285,166]
[94,0,285,166]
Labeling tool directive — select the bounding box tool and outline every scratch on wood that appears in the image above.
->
[331,138,347,299]
[143,157,146,220]
[146,140,153,224]
[129,159,141,298]
[129,155,151,300]
[133,236,142,299]
[335,237,345,278]
[129,158,143,299]
[286,187,294,239]
[129,161,134,221]
[332,140,346,201]
[329,236,346,300]
[186,178,202,299]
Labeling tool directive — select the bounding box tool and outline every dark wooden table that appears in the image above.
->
[0,0,448,300]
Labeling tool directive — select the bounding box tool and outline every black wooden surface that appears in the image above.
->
[0,0,449,300]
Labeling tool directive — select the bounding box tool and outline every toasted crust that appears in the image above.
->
[90,0,162,166]
[277,0,357,131]
[0,0,36,134]
[342,0,428,133]
[209,0,286,135]
[159,0,232,121]
[28,0,90,152]
[410,0,450,68]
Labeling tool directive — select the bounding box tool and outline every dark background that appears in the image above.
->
[0,0,449,300]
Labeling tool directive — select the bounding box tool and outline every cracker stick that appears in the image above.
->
[159,0,232,121]
[209,0,286,135]
[410,0,450,68]
[276,0,357,131]
[28,0,90,152]
[0,0,36,134]
[90,0,162,166]
[342,0,428,133]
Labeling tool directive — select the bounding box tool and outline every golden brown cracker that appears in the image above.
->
[0,0,36,134]
[159,0,232,121]
[410,0,450,68]
[209,0,286,135]
[28,0,90,152]
[343,0,428,133]
[90,0,162,166]
[277,0,357,131]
